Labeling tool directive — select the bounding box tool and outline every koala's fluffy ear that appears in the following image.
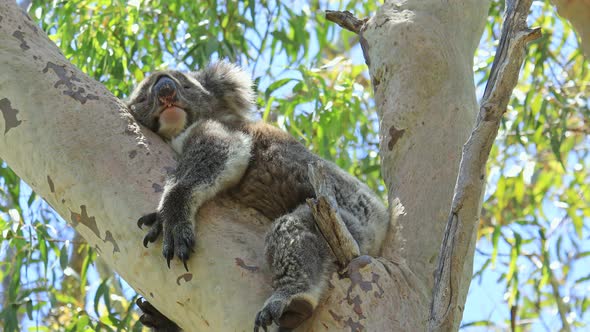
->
[192,62,255,118]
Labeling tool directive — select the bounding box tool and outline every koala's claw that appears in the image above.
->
[139,212,195,269]
[163,253,189,271]
[163,247,173,268]
[253,324,268,332]
[254,299,283,332]
[138,212,157,229]
[143,226,163,248]
[140,213,162,248]
[162,222,195,270]
[136,297,180,331]
[254,296,313,332]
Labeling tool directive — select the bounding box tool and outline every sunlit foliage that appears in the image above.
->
[465,1,590,331]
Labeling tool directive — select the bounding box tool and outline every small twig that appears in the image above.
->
[307,162,360,267]
[325,10,367,34]
[548,264,572,331]
[510,304,517,332]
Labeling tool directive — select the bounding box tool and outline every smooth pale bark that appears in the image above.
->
[551,0,590,56]
[0,3,271,330]
[364,0,489,300]
[0,0,499,331]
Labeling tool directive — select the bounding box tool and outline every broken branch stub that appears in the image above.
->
[307,162,360,267]
[325,10,367,35]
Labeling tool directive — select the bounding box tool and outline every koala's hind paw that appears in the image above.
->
[162,222,195,271]
[136,297,181,332]
[254,295,313,332]
[138,212,163,248]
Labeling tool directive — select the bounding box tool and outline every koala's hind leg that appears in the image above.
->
[254,204,333,331]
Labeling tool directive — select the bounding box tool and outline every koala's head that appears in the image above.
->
[126,62,255,140]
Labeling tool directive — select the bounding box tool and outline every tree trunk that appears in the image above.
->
[366,0,489,291]
[551,0,590,56]
[0,1,503,330]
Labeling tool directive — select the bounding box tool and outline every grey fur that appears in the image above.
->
[127,62,389,332]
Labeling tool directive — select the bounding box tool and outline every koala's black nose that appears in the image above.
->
[154,76,177,102]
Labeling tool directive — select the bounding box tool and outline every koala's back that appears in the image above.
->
[226,121,316,220]
[227,121,389,256]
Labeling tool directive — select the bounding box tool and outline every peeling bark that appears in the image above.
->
[307,162,360,267]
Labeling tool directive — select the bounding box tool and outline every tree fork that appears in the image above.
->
[1,0,542,330]
[0,2,424,330]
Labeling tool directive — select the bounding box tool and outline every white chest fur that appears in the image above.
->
[170,122,198,154]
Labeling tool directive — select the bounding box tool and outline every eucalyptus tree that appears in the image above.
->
[0,0,588,331]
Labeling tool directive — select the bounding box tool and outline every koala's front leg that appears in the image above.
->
[138,179,197,270]
[157,180,198,269]
[139,120,252,269]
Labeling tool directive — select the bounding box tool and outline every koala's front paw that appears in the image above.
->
[162,221,195,271]
[254,294,313,332]
[138,212,163,248]
[136,297,181,332]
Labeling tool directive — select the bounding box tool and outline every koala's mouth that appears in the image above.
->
[158,104,184,114]
[156,102,187,118]
[159,105,186,122]
[156,104,188,139]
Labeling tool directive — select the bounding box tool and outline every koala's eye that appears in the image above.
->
[183,85,191,90]
[136,96,147,103]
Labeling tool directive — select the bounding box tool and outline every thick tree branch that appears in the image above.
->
[429,1,541,331]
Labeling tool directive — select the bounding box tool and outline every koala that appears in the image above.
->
[126,62,389,331]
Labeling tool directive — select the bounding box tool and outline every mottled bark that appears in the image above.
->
[0,1,425,330]
[363,0,489,303]
[329,1,537,331]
